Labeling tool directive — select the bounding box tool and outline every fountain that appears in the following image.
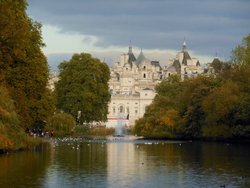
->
[114,113,126,137]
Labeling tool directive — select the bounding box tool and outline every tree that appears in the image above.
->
[0,84,27,150]
[229,34,250,138]
[46,112,76,135]
[56,53,110,124]
[134,75,184,138]
[201,81,243,138]
[0,0,53,129]
[231,34,250,66]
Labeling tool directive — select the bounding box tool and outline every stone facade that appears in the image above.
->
[47,71,59,91]
[48,42,205,128]
[106,42,204,128]
[164,42,204,79]
[106,46,163,128]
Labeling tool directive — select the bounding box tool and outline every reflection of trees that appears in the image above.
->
[1,141,249,187]
[0,143,51,187]
[136,142,250,179]
[53,142,108,183]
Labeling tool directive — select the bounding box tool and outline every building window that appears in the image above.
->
[135,110,138,115]
[143,73,146,78]
[126,107,129,114]
[143,66,146,70]
[113,107,116,114]
[119,106,124,113]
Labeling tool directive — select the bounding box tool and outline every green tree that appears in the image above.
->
[201,81,242,138]
[56,53,110,124]
[134,75,183,138]
[180,76,222,138]
[0,84,28,150]
[46,112,76,136]
[229,34,250,138]
[231,34,250,66]
[0,0,53,129]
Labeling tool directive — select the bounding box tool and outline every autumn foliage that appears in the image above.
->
[0,0,54,150]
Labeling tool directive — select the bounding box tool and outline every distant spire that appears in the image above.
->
[127,40,136,65]
[182,38,187,52]
[129,40,132,53]
[215,52,218,59]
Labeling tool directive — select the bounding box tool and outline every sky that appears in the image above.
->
[27,0,250,72]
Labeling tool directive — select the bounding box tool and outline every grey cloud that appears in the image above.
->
[28,0,250,60]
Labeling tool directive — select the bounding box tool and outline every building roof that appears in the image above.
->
[173,60,181,73]
[151,61,162,70]
[128,45,136,66]
[182,51,191,65]
[168,65,177,73]
[181,40,191,65]
[136,50,146,65]
[196,61,201,66]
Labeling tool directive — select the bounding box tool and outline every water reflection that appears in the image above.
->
[130,141,250,187]
[44,140,108,188]
[0,143,51,188]
[0,139,250,187]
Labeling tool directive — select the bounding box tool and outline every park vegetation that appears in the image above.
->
[134,34,250,140]
[0,0,55,151]
[0,0,249,152]
[45,112,76,136]
[0,1,112,149]
[55,53,111,124]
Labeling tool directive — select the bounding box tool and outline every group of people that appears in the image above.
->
[25,128,55,137]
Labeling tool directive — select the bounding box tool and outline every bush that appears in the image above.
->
[74,125,114,136]
[88,127,114,135]
[46,112,76,136]
[74,125,90,134]
[232,125,250,138]
[202,124,232,139]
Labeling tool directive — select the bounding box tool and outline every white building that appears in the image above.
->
[106,45,163,128]
[48,42,205,128]
[164,41,204,79]
[106,42,204,128]
[47,71,59,91]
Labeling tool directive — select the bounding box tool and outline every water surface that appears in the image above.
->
[0,137,250,188]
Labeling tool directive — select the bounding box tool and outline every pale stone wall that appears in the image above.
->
[106,47,161,127]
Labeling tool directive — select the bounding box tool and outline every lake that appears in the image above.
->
[0,136,250,188]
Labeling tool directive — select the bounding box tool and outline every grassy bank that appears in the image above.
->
[0,133,42,154]
[48,126,115,137]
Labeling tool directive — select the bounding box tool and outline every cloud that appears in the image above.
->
[28,0,250,63]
